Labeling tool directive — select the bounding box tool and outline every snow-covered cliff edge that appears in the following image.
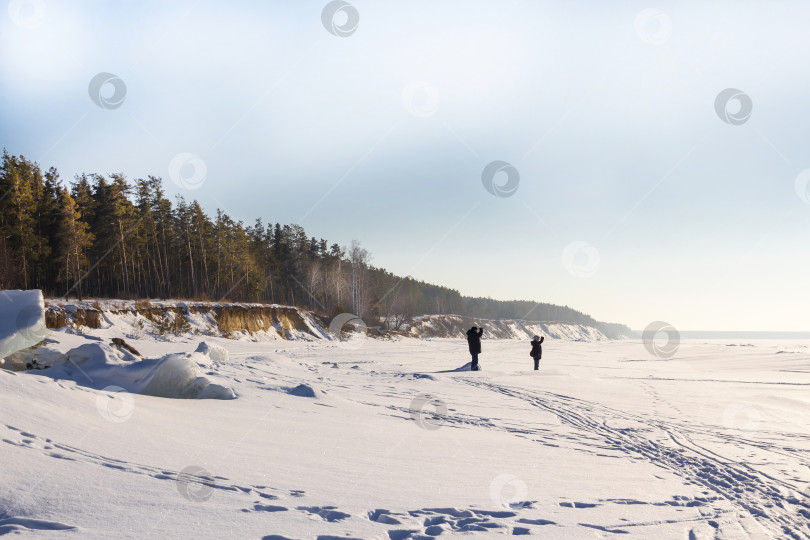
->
[36,298,620,344]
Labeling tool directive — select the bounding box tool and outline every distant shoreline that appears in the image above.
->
[633,331,810,340]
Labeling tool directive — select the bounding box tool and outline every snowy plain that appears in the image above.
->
[2,326,810,539]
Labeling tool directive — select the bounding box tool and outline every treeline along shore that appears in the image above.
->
[0,151,629,337]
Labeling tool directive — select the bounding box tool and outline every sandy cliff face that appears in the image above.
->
[41,299,617,343]
[43,299,327,341]
[400,314,611,341]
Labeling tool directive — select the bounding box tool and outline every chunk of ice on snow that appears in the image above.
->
[194,341,230,364]
[0,290,46,360]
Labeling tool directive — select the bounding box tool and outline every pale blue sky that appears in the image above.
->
[2,0,810,331]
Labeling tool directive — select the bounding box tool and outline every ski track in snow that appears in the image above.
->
[1,423,300,501]
[459,378,810,539]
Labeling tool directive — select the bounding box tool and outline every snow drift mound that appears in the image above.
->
[140,354,234,399]
[286,383,323,398]
[0,290,46,361]
[37,342,235,400]
[437,362,479,373]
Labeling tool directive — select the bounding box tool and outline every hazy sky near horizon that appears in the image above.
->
[2,0,810,331]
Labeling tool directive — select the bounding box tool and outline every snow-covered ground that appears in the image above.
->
[2,327,810,539]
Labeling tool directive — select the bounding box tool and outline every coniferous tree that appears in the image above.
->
[0,151,49,289]
[56,188,93,297]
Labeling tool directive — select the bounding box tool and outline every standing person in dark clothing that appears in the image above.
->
[466,326,484,371]
[530,335,544,370]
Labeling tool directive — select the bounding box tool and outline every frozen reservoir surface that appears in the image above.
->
[1,321,809,539]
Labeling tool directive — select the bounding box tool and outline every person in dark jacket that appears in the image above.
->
[530,335,544,370]
[466,326,484,371]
